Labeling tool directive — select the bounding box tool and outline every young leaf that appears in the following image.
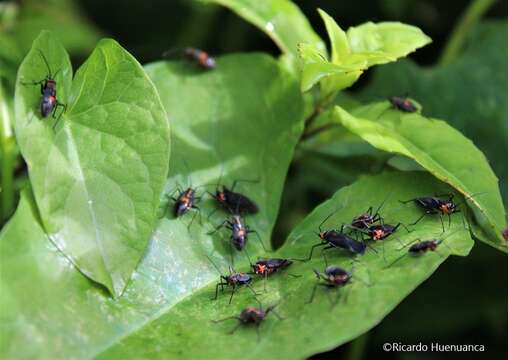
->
[334,103,507,252]
[2,52,305,359]
[14,31,171,296]
[0,172,473,359]
[299,9,431,94]
[346,22,432,66]
[198,0,325,59]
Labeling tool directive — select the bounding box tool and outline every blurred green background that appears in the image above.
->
[1,0,507,358]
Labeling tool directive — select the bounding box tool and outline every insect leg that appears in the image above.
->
[307,283,319,304]
[228,321,243,335]
[409,212,428,226]
[247,229,267,251]
[207,219,229,235]
[228,286,237,305]
[52,102,67,131]
[295,242,326,262]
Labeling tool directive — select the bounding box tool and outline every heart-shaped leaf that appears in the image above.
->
[199,0,325,60]
[334,103,507,252]
[14,31,171,296]
[0,172,473,359]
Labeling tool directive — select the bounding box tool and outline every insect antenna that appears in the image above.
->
[37,50,53,78]
[205,255,225,276]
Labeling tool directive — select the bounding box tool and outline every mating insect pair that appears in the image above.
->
[208,256,296,304]
[299,204,405,263]
[21,50,67,131]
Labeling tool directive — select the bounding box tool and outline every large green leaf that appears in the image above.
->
[0,172,473,359]
[335,104,507,252]
[14,31,171,296]
[359,21,508,207]
[299,9,431,94]
[1,52,304,359]
[198,0,325,59]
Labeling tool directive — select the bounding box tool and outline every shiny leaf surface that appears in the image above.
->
[14,31,171,296]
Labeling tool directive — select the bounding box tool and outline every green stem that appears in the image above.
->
[0,81,16,222]
[346,333,369,360]
[439,0,497,65]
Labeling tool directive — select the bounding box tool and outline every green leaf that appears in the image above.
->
[0,172,473,359]
[299,9,431,93]
[317,8,349,63]
[346,21,432,66]
[199,0,325,59]
[334,103,507,252]
[2,52,304,359]
[14,31,171,296]
[359,21,508,208]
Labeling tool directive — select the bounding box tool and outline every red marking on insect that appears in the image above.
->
[503,229,508,241]
[372,229,385,240]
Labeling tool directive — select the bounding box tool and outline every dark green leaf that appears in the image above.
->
[14,31,171,296]
[335,103,507,252]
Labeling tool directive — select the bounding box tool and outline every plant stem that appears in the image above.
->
[0,81,16,222]
[439,0,497,66]
[301,122,337,141]
[346,333,369,360]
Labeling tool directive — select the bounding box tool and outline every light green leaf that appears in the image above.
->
[334,103,507,252]
[14,31,171,296]
[0,172,474,359]
[299,10,431,93]
[2,52,304,359]
[317,8,349,63]
[300,60,365,93]
[199,0,325,59]
[347,22,432,66]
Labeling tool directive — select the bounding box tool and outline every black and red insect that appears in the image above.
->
[388,96,418,113]
[206,256,257,304]
[350,206,383,231]
[386,239,444,268]
[400,194,460,232]
[183,47,216,69]
[250,258,299,291]
[22,50,67,129]
[308,266,352,306]
[208,178,259,216]
[162,183,202,229]
[208,213,266,264]
[163,47,215,70]
[385,229,462,268]
[298,213,367,262]
[212,302,282,341]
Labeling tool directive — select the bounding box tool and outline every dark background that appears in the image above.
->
[5,0,508,358]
